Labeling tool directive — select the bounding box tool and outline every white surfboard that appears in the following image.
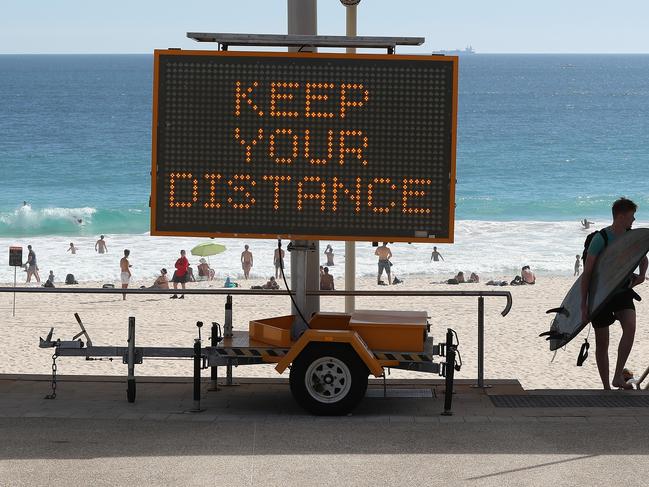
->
[542,228,649,351]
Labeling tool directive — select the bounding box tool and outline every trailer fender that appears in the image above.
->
[275,329,383,377]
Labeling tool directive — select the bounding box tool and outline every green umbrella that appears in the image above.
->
[190,242,226,264]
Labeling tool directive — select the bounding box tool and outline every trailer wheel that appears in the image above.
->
[290,344,368,415]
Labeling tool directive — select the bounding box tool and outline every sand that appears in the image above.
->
[1,275,648,390]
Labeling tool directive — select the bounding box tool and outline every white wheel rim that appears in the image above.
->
[304,356,352,404]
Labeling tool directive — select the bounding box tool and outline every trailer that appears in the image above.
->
[39,303,461,415]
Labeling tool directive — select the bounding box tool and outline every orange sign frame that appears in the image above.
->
[151,49,458,243]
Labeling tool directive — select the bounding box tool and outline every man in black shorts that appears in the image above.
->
[581,198,647,390]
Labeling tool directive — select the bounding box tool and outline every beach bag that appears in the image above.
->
[65,273,78,285]
[582,229,608,263]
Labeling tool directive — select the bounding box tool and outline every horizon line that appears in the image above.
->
[2,51,649,56]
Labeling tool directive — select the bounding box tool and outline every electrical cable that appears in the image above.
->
[277,239,311,329]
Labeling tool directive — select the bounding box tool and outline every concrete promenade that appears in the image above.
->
[2,375,649,486]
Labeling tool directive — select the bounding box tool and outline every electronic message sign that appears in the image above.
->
[151,50,457,242]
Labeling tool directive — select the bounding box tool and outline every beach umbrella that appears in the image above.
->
[190,242,226,265]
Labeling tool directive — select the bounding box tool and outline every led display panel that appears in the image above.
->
[151,50,457,242]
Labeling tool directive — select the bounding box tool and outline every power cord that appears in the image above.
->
[277,239,311,329]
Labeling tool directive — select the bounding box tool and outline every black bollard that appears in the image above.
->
[193,321,203,412]
[442,328,456,416]
[210,322,220,390]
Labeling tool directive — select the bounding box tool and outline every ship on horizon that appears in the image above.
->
[433,45,476,56]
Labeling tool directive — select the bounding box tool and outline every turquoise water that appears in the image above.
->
[1,54,649,236]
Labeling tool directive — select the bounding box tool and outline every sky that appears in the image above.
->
[2,0,649,54]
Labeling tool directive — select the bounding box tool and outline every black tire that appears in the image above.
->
[289,343,368,415]
[127,379,136,403]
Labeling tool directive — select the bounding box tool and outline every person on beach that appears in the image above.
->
[197,258,215,280]
[261,276,280,290]
[430,246,444,262]
[43,271,55,288]
[25,245,40,283]
[320,267,335,290]
[574,254,581,276]
[95,235,107,254]
[447,271,465,284]
[581,218,594,230]
[241,245,253,279]
[67,242,77,254]
[120,249,131,300]
[274,247,285,279]
[468,272,480,283]
[521,265,536,284]
[171,250,189,299]
[375,242,392,285]
[581,197,647,390]
[151,268,169,289]
[324,245,335,266]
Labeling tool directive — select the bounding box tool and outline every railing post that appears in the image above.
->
[474,295,489,388]
[224,295,238,386]
[126,317,136,403]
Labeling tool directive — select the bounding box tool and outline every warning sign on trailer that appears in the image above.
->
[151,50,457,242]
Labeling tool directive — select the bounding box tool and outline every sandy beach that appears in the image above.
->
[2,274,647,390]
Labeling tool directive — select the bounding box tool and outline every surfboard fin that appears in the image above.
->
[546,306,569,317]
[631,290,642,302]
[539,331,565,340]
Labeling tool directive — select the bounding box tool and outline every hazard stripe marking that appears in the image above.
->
[216,348,288,358]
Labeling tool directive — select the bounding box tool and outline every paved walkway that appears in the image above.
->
[2,375,649,486]
[2,374,649,423]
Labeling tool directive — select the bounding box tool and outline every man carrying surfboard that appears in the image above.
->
[581,198,648,390]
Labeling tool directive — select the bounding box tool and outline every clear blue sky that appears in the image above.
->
[2,0,649,54]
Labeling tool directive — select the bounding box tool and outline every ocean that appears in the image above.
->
[1,54,648,283]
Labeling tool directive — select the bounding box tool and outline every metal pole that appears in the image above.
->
[343,0,359,315]
[193,335,202,411]
[224,295,233,337]
[476,296,488,388]
[126,317,136,403]
[224,295,237,386]
[442,328,456,416]
[210,321,219,390]
[12,266,16,317]
[288,0,320,324]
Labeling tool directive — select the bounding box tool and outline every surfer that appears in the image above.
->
[581,198,647,390]
[581,218,594,230]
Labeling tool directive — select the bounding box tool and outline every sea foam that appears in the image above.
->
[1,219,639,285]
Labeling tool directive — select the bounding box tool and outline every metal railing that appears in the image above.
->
[1,286,512,387]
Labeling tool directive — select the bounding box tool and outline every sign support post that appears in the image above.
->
[13,266,16,317]
[288,0,321,321]
[343,0,360,314]
[9,246,23,317]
